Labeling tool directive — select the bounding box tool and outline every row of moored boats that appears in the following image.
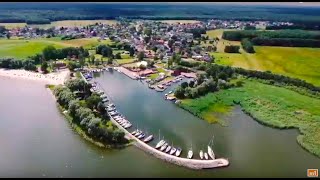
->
[155,140,182,157]
[130,129,154,143]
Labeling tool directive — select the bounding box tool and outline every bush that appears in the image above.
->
[224,45,240,53]
[241,38,255,53]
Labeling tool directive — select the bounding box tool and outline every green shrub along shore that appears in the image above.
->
[179,79,320,158]
[49,79,130,149]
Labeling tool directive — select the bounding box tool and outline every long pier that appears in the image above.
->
[80,71,230,170]
[110,115,229,169]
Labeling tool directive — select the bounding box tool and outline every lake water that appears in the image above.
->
[0,72,319,178]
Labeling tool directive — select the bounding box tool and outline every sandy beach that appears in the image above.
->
[0,68,70,85]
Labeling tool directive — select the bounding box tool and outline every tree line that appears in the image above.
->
[175,61,320,99]
[251,37,320,48]
[223,30,320,48]
[0,58,37,71]
[222,30,320,41]
[53,79,128,146]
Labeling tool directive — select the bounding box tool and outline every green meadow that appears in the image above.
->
[205,29,320,86]
[0,37,113,59]
[180,79,320,157]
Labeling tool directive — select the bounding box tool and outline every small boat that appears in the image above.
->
[137,133,145,139]
[107,103,115,108]
[155,140,165,149]
[143,135,153,143]
[131,129,138,135]
[187,150,193,159]
[100,94,108,98]
[208,135,215,160]
[187,143,193,159]
[199,150,204,159]
[169,147,176,155]
[165,93,168,96]
[175,147,182,157]
[165,145,172,153]
[102,98,109,102]
[208,147,215,160]
[107,108,116,112]
[124,123,132,129]
[135,131,142,137]
[168,91,173,94]
[204,152,209,160]
[160,143,168,151]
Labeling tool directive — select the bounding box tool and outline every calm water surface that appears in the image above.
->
[0,72,319,178]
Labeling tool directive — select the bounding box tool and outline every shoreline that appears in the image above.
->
[0,68,70,85]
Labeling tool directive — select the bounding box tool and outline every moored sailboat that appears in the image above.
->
[199,150,204,159]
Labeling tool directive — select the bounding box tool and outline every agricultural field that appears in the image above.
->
[206,29,320,86]
[211,46,320,86]
[180,78,320,157]
[0,37,113,59]
[1,20,118,29]
[0,23,27,29]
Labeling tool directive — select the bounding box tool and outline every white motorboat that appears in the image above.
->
[168,91,173,94]
[135,131,142,137]
[155,140,165,149]
[199,150,204,159]
[204,152,209,160]
[175,147,182,157]
[143,135,153,143]
[124,123,132,129]
[165,145,171,153]
[131,129,138,135]
[137,133,145,139]
[160,143,168,151]
[169,147,176,155]
[187,150,193,159]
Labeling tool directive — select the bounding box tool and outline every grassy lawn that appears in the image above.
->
[0,39,65,59]
[116,58,135,65]
[0,37,113,59]
[180,78,320,157]
[148,73,159,80]
[156,68,166,73]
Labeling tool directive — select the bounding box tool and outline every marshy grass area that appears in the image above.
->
[180,78,320,157]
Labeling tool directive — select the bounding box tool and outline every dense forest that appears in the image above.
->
[1,3,320,25]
